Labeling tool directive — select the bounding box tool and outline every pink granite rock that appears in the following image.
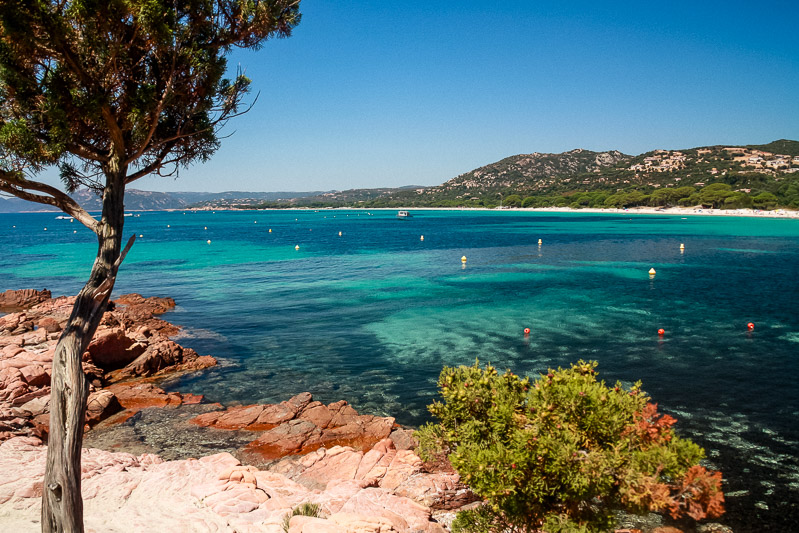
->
[85,390,122,426]
[0,289,51,311]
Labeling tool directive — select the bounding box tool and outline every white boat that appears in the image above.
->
[397,210,412,219]
[55,215,73,220]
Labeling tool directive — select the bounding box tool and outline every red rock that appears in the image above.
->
[199,404,267,429]
[328,401,360,427]
[0,289,51,311]
[85,327,145,369]
[19,364,50,388]
[106,341,215,382]
[389,428,416,451]
[297,402,334,428]
[85,390,122,426]
[106,382,184,410]
[243,420,322,460]
[36,317,61,333]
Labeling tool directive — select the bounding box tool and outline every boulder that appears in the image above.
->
[85,390,123,426]
[35,317,62,333]
[0,289,51,311]
[85,327,145,370]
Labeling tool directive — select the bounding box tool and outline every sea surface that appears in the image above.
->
[1,209,797,531]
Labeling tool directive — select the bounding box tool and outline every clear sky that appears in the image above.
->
[56,0,799,192]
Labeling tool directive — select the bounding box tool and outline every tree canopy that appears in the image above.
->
[0,0,300,220]
[0,2,301,531]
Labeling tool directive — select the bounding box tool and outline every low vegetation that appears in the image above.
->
[281,502,322,532]
[417,361,724,533]
[222,140,799,211]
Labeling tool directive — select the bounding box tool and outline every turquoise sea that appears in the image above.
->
[1,209,797,531]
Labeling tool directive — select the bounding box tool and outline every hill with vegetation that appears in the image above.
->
[248,139,799,210]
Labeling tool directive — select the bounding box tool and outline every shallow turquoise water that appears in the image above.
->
[2,209,798,531]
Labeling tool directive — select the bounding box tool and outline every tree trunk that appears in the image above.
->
[41,169,127,533]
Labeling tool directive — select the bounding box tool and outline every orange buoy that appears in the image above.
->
[747,322,755,331]
[523,328,531,335]
[657,328,665,336]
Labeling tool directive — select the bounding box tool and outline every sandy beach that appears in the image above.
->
[358,206,799,219]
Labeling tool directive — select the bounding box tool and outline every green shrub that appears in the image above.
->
[281,502,322,532]
[417,361,724,532]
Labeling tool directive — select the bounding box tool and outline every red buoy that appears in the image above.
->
[747,322,755,331]
[657,328,665,336]
[523,328,531,335]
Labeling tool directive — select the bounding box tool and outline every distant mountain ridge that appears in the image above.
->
[0,189,326,213]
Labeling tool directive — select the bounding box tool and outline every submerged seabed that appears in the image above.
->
[2,209,798,531]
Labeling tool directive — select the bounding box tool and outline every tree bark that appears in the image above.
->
[41,164,128,533]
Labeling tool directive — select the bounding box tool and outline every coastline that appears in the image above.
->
[348,205,799,219]
[178,205,799,219]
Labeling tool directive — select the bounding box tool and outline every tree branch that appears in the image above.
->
[0,171,99,233]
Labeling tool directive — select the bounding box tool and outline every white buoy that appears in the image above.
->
[167,224,170,228]
[295,245,300,250]
[679,243,685,250]
[44,228,47,231]
[207,240,211,244]
[461,255,467,263]
[420,235,424,241]
[139,234,143,238]
[338,231,342,236]
[73,230,77,233]
[269,228,272,233]
[204,226,207,230]
[538,238,542,245]
[649,268,656,276]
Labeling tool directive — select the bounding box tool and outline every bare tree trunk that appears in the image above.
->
[41,168,129,533]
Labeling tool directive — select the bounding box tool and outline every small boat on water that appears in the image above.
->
[397,210,412,219]
[55,215,73,220]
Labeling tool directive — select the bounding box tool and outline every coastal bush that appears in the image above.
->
[417,360,724,533]
[281,502,322,532]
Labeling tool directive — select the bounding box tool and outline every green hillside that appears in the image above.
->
[243,140,799,210]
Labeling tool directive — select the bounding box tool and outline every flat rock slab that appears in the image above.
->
[0,437,447,532]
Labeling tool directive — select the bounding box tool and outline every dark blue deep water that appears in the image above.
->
[2,209,797,531]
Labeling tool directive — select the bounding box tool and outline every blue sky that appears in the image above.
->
[70,1,799,192]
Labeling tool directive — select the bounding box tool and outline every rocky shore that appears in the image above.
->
[0,289,731,533]
[0,289,475,532]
